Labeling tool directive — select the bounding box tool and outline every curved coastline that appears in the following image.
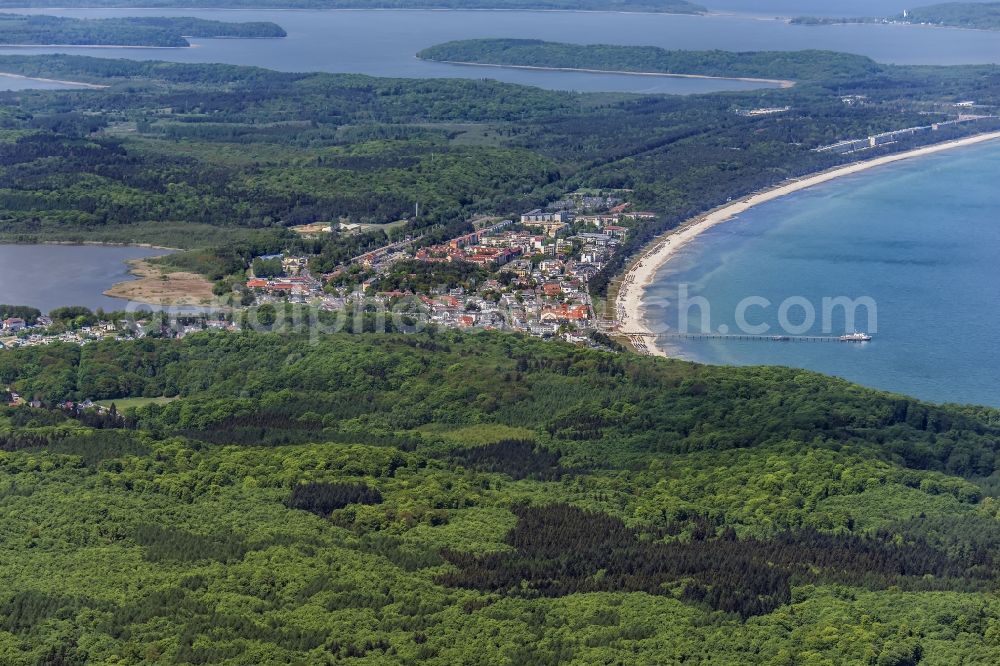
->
[615,130,1000,357]
[417,56,795,87]
[0,43,187,49]
[103,257,217,308]
[0,71,107,89]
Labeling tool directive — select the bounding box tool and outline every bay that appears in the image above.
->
[644,140,1000,406]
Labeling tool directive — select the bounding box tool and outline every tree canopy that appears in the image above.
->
[1,330,1000,661]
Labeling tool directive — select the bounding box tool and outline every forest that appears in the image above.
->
[1,329,1000,662]
[417,39,885,82]
[0,14,286,47]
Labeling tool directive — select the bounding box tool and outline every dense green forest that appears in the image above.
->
[1,329,1000,661]
[0,0,705,12]
[0,14,286,47]
[417,39,884,81]
[0,51,997,298]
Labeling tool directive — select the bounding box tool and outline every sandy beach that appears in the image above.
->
[104,258,216,307]
[616,130,1000,357]
[418,58,795,88]
[0,72,107,89]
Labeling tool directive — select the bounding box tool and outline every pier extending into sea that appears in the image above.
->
[621,332,871,343]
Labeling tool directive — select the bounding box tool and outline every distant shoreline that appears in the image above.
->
[0,7,701,14]
[616,131,1000,357]
[0,71,107,88]
[418,57,795,88]
[0,43,186,48]
[0,37,284,47]
[38,240,181,251]
[784,17,1000,34]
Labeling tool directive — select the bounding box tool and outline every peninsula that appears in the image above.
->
[418,39,882,82]
[103,258,216,306]
[791,2,1000,32]
[0,14,286,48]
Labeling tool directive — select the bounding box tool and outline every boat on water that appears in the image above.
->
[839,332,872,342]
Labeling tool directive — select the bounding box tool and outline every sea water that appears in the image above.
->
[644,140,1000,406]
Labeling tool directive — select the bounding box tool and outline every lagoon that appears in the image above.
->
[0,8,999,95]
[0,244,169,313]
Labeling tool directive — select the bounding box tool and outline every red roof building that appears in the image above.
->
[540,304,590,323]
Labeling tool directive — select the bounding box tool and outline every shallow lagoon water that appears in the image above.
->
[0,244,170,313]
[1,8,999,95]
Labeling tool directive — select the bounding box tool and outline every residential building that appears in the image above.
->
[2,318,25,332]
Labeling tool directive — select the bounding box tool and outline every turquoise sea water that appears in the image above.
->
[644,140,1000,407]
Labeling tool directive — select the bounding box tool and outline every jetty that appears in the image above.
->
[657,332,872,343]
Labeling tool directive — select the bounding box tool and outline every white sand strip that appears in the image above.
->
[616,131,1000,357]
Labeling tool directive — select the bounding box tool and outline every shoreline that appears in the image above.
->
[785,18,1000,34]
[0,7,704,15]
[418,57,795,88]
[0,71,107,88]
[103,257,217,307]
[0,43,187,49]
[39,239,181,251]
[0,238,180,251]
[615,130,1000,358]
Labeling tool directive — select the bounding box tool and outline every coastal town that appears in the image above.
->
[2,191,655,354]
[1,311,237,351]
[8,130,1000,361]
[241,191,654,346]
[2,194,652,408]
[11,123,997,361]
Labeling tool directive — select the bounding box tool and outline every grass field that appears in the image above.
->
[94,396,178,410]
